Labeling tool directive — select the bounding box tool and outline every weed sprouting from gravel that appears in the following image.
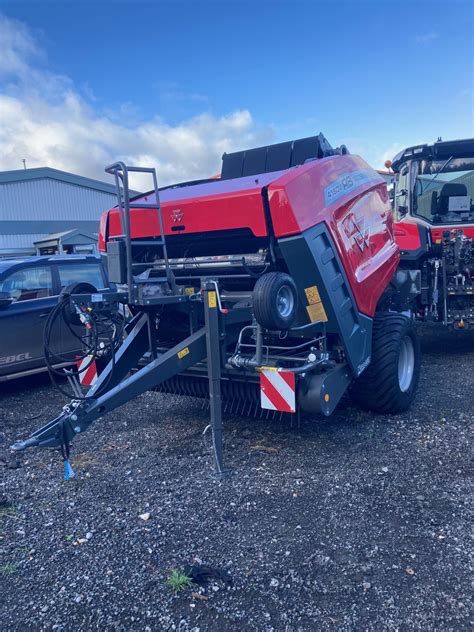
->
[0,503,17,519]
[164,569,194,592]
[1,563,17,575]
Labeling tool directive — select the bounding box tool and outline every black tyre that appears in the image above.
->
[351,312,420,413]
[252,272,298,330]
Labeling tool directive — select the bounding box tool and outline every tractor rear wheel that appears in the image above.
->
[352,312,420,413]
[252,272,298,330]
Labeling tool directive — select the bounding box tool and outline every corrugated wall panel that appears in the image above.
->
[0,177,115,254]
[0,234,49,248]
[0,178,116,221]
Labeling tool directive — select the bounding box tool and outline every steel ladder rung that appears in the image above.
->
[128,203,162,209]
[132,277,169,284]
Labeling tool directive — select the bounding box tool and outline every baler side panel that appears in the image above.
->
[279,224,372,376]
[268,156,400,316]
[333,190,400,313]
[266,155,379,236]
[102,173,289,243]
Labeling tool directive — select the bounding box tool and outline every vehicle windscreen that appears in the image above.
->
[414,157,474,224]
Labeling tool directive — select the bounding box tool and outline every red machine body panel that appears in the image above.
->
[393,221,423,250]
[100,155,399,317]
[99,171,287,251]
[266,155,399,316]
[430,226,474,241]
[393,219,474,250]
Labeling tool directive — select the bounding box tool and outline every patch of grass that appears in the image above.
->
[0,503,17,519]
[164,569,194,592]
[65,534,74,542]
[1,563,17,574]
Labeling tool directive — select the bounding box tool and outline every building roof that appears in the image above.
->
[33,229,97,246]
[0,166,124,196]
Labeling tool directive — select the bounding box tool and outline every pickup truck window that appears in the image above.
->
[0,266,53,302]
[58,263,105,290]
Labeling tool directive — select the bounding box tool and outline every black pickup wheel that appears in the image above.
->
[352,312,420,413]
[252,272,298,330]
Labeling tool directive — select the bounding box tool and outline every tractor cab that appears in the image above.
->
[390,138,474,237]
[389,138,474,329]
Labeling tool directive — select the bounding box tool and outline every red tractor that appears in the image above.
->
[13,134,422,476]
[390,138,474,329]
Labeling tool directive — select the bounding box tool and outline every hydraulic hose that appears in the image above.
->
[43,295,124,400]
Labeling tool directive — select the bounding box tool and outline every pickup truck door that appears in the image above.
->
[0,265,56,378]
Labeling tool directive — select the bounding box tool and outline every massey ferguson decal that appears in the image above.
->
[171,208,184,223]
[342,213,370,252]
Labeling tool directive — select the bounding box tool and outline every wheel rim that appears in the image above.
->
[276,285,294,319]
[398,335,415,392]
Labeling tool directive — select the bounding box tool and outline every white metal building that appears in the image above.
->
[0,167,121,258]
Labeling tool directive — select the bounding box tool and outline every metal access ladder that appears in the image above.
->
[105,162,177,304]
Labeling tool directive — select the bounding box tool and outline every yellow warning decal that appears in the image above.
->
[305,285,322,304]
[177,347,190,359]
[304,285,328,322]
[184,287,194,296]
[208,291,217,308]
[256,366,278,372]
[306,302,328,323]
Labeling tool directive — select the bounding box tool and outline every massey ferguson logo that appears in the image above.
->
[342,214,370,252]
[171,208,184,223]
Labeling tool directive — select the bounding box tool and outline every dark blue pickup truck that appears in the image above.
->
[0,255,111,382]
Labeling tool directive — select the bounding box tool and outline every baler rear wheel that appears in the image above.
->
[252,272,298,330]
[351,312,420,414]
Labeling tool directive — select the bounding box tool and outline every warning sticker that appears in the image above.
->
[177,347,190,359]
[306,303,328,323]
[305,285,322,305]
[208,291,217,308]
[304,285,328,322]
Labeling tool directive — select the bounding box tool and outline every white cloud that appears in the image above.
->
[0,14,42,77]
[0,14,272,190]
[415,31,438,45]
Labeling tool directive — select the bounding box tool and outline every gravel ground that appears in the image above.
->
[1,330,473,631]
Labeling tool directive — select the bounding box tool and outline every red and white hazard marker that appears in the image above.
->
[260,369,296,413]
[76,355,98,387]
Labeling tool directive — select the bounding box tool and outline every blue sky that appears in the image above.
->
[0,0,473,185]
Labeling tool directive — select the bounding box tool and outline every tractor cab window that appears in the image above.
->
[414,157,474,224]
